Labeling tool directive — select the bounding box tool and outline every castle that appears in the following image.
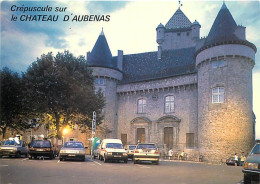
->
[86,2,257,163]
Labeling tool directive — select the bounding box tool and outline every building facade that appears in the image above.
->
[87,3,257,163]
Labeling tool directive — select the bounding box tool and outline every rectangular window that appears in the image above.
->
[165,96,174,113]
[212,87,225,103]
[95,78,105,85]
[212,60,225,69]
[186,133,195,148]
[137,99,146,113]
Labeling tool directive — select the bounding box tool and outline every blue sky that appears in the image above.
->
[1,0,260,138]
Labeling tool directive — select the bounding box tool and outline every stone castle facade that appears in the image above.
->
[86,3,257,163]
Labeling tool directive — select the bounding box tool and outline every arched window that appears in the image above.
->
[165,95,174,113]
[137,98,146,113]
[212,87,225,103]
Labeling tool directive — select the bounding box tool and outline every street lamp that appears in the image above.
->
[62,126,70,144]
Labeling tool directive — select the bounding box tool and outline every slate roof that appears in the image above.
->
[165,8,192,29]
[120,47,196,84]
[196,2,257,55]
[204,2,238,46]
[87,31,117,69]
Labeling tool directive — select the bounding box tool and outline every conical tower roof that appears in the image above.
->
[87,29,115,69]
[165,8,192,29]
[205,2,238,46]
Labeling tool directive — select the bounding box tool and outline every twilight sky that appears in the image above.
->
[1,0,260,139]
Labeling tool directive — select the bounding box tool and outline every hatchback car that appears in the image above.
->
[59,141,86,161]
[133,143,159,165]
[242,143,260,184]
[28,140,55,159]
[0,140,28,158]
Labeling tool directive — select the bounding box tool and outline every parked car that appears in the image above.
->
[133,143,159,165]
[93,144,101,159]
[242,143,260,184]
[28,140,55,159]
[99,139,128,163]
[125,145,136,159]
[59,141,86,161]
[0,140,28,158]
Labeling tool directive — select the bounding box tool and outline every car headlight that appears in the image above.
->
[244,162,259,170]
[123,153,127,156]
[60,150,66,153]
[79,151,85,154]
[107,152,112,155]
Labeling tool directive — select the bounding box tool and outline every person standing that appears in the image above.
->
[168,148,173,160]
[240,152,246,166]
[234,153,238,166]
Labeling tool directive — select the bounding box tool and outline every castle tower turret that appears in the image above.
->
[191,20,201,41]
[196,2,257,163]
[87,29,123,138]
[156,7,200,51]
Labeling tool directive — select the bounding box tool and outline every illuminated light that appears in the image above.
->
[135,150,139,153]
[62,126,70,135]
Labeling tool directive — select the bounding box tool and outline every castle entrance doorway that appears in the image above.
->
[164,127,173,149]
[137,128,145,143]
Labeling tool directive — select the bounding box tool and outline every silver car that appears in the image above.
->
[0,140,28,158]
[59,141,86,161]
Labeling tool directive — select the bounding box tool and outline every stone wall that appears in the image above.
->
[117,74,198,155]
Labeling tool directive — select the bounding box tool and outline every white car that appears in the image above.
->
[99,139,128,163]
[133,143,159,165]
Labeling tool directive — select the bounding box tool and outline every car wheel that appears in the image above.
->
[134,160,137,164]
[50,154,54,160]
[59,157,63,161]
[16,152,21,158]
[244,174,251,184]
[82,156,85,162]
[124,159,128,163]
[154,161,159,165]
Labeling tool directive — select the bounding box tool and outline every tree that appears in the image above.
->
[22,51,105,138]
[0,67,31,139]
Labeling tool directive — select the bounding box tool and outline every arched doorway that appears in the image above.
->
[130,117,152,144]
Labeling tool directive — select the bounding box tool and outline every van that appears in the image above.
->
[99,139,128,163]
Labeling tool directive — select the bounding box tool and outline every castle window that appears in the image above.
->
[137,98,146,113]
[212,87,225,103]
[212,60,225,69]
[177,33,181,36]
[186,32,190,36]
[165,95,174,113]
[186,133,195,148]
[95,78,105,85]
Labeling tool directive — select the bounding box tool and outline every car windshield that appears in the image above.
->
[137,144,156,149]
[129,145,136,150]
[106,143,123,149]
[64,142,84,148]
[250,144,260,155]
[3,140,21,146]
[31,140,51,148]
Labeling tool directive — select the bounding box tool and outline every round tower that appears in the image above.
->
[196,3,257,163]
[156,23,165,45]
[87,29,123,138]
